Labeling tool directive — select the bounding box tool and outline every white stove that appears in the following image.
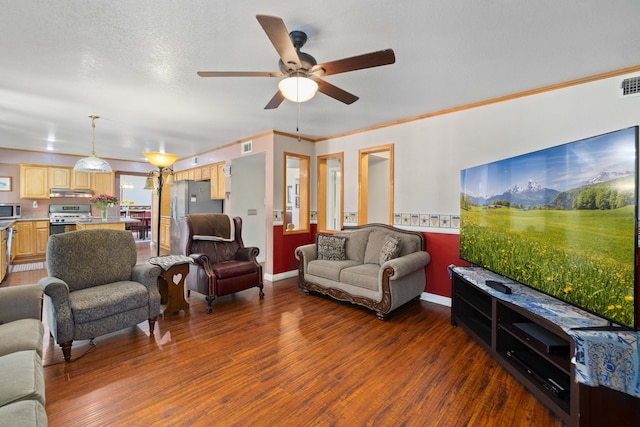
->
[49,204,92,224]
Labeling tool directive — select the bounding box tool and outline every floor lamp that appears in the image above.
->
[143,152,178,256]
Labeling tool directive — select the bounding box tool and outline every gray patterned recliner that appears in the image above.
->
[39,229,162,362]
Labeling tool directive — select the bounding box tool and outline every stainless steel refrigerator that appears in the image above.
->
[170,180,223,252]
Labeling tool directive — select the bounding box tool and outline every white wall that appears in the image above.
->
[317,73,640,222]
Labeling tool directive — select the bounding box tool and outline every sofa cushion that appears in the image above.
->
[0,350,45,407]
[0,319,44,358]
[397,234,420,256]
[363,230,393,265]
[335,228,371,263]
[316,234,347,261]
[340,264,380,291]
[0,400,48,427]
[308,260,360,282]
[379,236,402,264]
[70,281,149,324]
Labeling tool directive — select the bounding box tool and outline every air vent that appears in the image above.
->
[619,75,640,98]
[192,156,198,165]
[241,141,252,154]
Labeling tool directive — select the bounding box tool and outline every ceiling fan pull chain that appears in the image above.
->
[297,92,302,142]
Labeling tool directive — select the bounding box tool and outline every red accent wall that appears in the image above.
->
[273,224,317,274]
[423,232,470,298]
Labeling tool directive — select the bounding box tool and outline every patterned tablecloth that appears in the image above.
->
[451,266,640,398]
[148,255,194,271]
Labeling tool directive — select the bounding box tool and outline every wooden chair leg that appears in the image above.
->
[148,317,157,333]
[60,341,72,362]
[205,295,216,314]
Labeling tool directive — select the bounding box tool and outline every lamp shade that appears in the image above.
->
[143,152,179,168]
[278,77,318,103]
[74,154,112,173]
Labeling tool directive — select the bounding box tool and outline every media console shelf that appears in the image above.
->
[451,266,640,427]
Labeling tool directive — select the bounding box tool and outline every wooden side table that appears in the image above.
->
[149,256,191,318]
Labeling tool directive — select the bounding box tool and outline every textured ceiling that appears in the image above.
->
[2,1,640,164]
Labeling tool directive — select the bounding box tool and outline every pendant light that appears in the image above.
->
[74,115,112,173]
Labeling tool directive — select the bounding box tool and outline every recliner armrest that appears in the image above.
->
[0,284,43,323]
[132,263,162,290]
[188,253,209,265]
[38,276,74,343]
[235,246,259,262]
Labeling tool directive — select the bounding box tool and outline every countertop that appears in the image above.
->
[0,220,16,230]
[79,218,142,225]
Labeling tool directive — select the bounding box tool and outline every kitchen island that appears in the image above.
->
[75,218,141,231]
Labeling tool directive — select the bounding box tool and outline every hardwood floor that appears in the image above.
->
[2,242,561,426]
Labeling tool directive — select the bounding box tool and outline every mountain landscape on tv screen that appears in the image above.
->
[466,171,634,211]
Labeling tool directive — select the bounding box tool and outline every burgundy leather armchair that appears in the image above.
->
[177,214,264,313]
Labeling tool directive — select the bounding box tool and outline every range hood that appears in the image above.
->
[49,189,94,198]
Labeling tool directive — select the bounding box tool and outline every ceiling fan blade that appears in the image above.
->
[264,91,285,109]
[316,49,395,76]
[256,15,301,70]
[197,71,283,77]
[315,79,359,105]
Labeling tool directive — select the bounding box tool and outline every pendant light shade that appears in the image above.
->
[74,115,112,173]
[278,76,318,103]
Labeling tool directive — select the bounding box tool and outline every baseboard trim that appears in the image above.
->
[421,292,451,307]
[265,270,298,283]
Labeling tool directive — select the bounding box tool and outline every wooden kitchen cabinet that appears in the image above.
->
[160,217,171,249]
[210,162,226,199]
[75,222,125,231]
[72,170,92,190]
[91,172,115,196]
[19,165,49,199]
[35,221,49,256]
[13,221,35,258]
[13,220,49,261]
[48,167,71,189]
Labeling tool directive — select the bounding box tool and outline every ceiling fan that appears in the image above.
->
[197,14,396,109]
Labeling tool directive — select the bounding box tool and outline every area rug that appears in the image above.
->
[9,262,45,273]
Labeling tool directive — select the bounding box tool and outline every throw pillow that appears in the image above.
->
[379,236,402,264]
[317,234,347,261]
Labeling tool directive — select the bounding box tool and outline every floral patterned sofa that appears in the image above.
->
[295,223,431,319]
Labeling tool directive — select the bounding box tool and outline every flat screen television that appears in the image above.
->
[460,126,638,329]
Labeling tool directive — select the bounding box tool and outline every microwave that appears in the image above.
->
[0,203,21,219]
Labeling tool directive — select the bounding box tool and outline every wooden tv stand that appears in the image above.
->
[450,267,640,427]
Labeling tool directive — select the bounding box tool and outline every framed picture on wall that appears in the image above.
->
[0,177,11,191]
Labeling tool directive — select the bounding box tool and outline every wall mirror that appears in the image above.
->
[284,152,310,234]
[317,153,344,232]
[358,144,394,225]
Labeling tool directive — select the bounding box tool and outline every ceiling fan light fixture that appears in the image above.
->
[74,115,112,173]
[278,76,318,103]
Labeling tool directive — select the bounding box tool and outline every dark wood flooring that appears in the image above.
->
[2,241,561,426]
